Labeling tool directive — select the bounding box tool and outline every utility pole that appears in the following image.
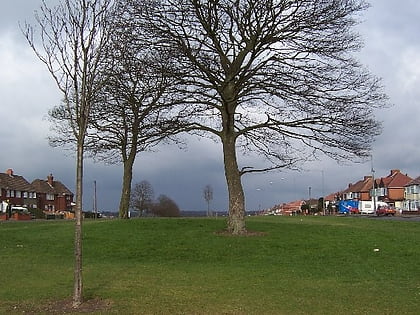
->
[93,180,97,219]
[321,170,325,215]
[308,186,312,213]
[371,157,376,214]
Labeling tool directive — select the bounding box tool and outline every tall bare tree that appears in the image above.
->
[142,0,387,234]
[22,0,114,307]
[203,184,213,216]
[86,1,184,219]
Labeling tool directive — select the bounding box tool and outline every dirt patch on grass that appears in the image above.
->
[11,297,112,314]
[214,229,267,237]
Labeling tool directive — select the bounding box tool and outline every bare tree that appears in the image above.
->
[131,180,155,216]
[22,0,114,307]
[203,184,213,216]
[141,0,387,234]
[86,0,184,219]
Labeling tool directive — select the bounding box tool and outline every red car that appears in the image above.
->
[376,206,396,216]
[350,207,359,214]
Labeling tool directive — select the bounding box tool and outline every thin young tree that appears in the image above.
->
[203,184,213,216]
[142,0,388,234]
[22,0,114,307]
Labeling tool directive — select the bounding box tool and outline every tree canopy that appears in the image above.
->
[141,0,387,234]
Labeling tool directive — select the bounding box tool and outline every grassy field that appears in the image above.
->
[0,216,419,314]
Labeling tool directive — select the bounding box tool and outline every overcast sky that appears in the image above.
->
[1,1,420,213]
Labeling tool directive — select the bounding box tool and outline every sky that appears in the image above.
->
[1,1,420,213]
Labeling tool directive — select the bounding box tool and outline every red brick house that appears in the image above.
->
[31,174,74,212]
[341,175,374,201]
[0,169,37,209]
[375,169,412,209]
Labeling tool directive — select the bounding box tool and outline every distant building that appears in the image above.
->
[404,176,420,211]
[341,175,373,202]
[339,170,412,211]
[375,169,412,209]
[31,174,74,212]
[0,168,37,209]
[269,200,306,216]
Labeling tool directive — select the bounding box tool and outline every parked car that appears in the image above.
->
[350,207,360,214]
[376,205,396,216]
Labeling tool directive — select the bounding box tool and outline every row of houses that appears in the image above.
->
[0,168,74,215]
[335,169,420,211]
[270,169,420,215]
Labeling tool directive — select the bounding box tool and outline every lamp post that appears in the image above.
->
[256,188,262,212]
[93,180,97,219]
[371,167,376,214]
[308,186,312,214]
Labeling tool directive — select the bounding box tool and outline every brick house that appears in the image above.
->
[0,169,37,209]
[341,175,374,201]
[375,169,412,209]
[31,174,74,212]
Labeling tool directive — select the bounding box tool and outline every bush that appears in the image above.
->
[29,208,46,219]
[151,195,180,217]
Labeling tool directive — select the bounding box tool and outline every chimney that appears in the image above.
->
[47,174,54,186]
[390,169,400,176]
[6,168,13,176]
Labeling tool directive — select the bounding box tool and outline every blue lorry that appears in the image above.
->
[338,200,359,214]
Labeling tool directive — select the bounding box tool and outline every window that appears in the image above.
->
[45,204,55,211]
[344,193,353,200]
[23,191,28,198]
[6,190,15,198]
[376,188,387,196]
[16,191,21,198]
[46,194,55,201]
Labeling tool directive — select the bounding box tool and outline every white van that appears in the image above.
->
[11,206,29,213]
[359,201,388,215]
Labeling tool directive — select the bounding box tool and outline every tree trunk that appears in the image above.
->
[119,156,135,219]
[73,141,84,308]
[222,134,246,234]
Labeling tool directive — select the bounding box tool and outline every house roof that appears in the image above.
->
[405,176,420,187]
[324,192,340,202]
[342,176,373,194]
[0,170,33,192]
[379,169,412,188]
[31,176,73,196]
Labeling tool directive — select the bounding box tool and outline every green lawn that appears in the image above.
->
[0,216,419,314]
